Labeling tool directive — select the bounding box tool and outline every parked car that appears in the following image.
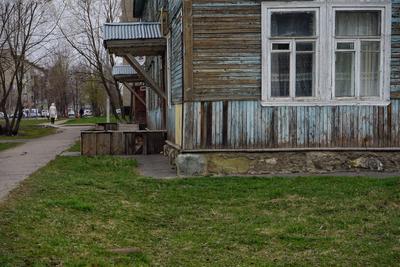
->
[10,112,24,118]
[83,109,93,117]
[30,109,39,118]
[0,112,4,119]
[68,109,76,118]
[23,109,30,118]
[41,109,49,118]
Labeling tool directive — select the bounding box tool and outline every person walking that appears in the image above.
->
[49,103,57,124]
[79,107,84,118]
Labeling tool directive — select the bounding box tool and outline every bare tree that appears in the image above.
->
[59,0,125,121]
[70,64,107,116]
[0,0,59,136]
[47,50,71,117]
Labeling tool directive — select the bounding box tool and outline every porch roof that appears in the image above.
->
[103,22,166,56]
[112,65,142,83]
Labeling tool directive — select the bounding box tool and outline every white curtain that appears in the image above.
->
[335,12,381,97]
[336,11,381,36]
[361,41,380,96]
[336,51,355,97]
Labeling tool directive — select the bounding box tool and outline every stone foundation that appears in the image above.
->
[163,144,179,168]
[174,151,400,177]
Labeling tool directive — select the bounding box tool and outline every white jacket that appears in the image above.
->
[49,105,57,118]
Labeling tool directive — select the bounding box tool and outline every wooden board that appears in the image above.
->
[183,99,400,150]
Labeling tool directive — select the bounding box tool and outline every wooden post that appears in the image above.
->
[124,54,167,100]
[130,91,134,123]
[122,82,146,106]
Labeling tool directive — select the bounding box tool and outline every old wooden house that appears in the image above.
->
[104,0,400,176]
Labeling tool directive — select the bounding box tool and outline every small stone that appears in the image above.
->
[264,158,278,165]
[350,157,384,171]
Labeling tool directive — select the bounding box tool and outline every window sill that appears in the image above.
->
[260,100,391,107]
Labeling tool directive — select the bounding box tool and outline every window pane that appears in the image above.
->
[336,11,381,36]
[271,12,315,37]
[272,43,290,50]
[361,41,380,97]
[271,53,290,97]
[335,52,355,97]
[337,42,355,50]
[296,42,314,52]
[296,42,314,97]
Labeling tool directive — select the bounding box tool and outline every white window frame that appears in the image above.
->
[331,6,389,102]
[263,6,321,104]
[261,0,391,107]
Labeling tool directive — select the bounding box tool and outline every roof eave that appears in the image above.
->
[104,39,166,57]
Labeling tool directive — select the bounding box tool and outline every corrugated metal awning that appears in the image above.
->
[104,22,162,41]
[112,65,137,76]
[103,22,166,56]
[112,65,142,83]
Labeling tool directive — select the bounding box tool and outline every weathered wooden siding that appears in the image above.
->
[169,0,183,20]
[183,100,400,150]
[140,0,165,130]
[146,56,164,130]
[188,0,261,101]
[392,0,400,95]
[180,1,400,150]
[147,105,163,129]
[189,0,400,100]
[139,0,183,137]
[167,104,176,142]
[142,0,163,21]
[170,6,183,103]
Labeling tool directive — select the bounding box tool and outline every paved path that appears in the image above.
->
[0,125,90,201]
[0,139,29,143]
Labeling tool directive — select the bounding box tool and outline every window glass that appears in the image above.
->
[336,11,381,36]
[337,42,355,50]
[271,53,290,97]
[296,42,314,52]
[296,42,315,97]
[335,51,355,97]
[271,12,315,37]
[360,41,380,96]
[272,43,290,50]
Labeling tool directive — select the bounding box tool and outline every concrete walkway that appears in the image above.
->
[0,125,90,201]
[134,155,177,179]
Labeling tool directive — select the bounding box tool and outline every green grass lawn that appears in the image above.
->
[67,140,81,152]
[0,142,22,152]
[0,156,399,266]
[0,119,56,140]
[64,116,117,125]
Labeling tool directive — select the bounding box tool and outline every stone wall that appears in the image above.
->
[174,151,400,177]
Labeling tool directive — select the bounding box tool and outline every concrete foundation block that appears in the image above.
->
[176,154,207,177]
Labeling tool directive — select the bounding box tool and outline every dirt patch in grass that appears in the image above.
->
[0,156,399,266]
